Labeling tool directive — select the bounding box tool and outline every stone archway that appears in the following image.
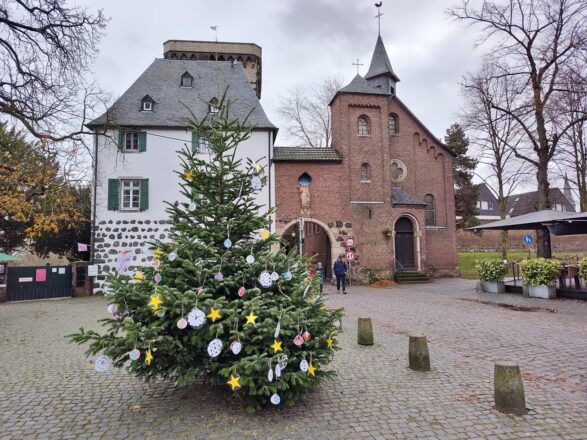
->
[392,214,422,271]
[278,218,339,277]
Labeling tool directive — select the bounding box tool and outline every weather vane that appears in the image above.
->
[375,2,383,35]
[210,25,219,42]
[352,58,363,75]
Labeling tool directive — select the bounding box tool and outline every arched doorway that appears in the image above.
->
[394,217,416,269]
[280,219,334,279]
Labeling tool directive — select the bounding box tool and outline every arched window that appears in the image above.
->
[180,72,193,87]
[360,163,371,182]
[209,97,219,115]
[298,172,312,186]
[357,116,370,136]
[389,114,399,135]
[424,194,436,226]
[140,95,154,112]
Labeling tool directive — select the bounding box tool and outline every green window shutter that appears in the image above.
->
[107,179,120,210]
[140,179,149,211]
[138,132,147,152]
[191,132,199,153]
[118,131,124,152]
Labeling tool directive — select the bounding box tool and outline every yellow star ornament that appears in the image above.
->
[153,248,163,259]
[227,374,241,391]
[259,229,271,240]
[271,339,283,353]
[148,294,162,313]
[320,305,327,311]
[207,308,221,322]
[307,362,316,377]
[145,350,153,365]
[245,311,257,325]
[134,271,144,281]
[326,337,334,348]
[184,170,194,180]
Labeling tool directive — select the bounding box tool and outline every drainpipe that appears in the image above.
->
[91,131,98,265]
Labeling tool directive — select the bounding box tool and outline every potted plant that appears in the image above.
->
[520,258,561,299]
[475,259,508,293]
[579,257,587,282]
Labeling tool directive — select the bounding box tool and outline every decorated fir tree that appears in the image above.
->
[69,94,343,410]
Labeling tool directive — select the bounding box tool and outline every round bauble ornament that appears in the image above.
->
[223,238,232,249]
[258,270,273,288]
[300,359,309,372]
[270,393,281,405]
[94,355,112,373]
[302,330,311,341]
[246,255,255,264]
[293,335,304,347]
[207,338,223,358]
[237,287,246,297]
[167,251,177,261]
[230,340,242,355]
[251,176,263,191]
[107,303,118,314]
[177,318,188,329]
[282,271,292,281]
[128,349,141,361]
[215,272,224,282]
[154,273,162,284]
[188,201,197,211]
[271,271,279,281]
[152,259,161,270]
[187,308,206,329]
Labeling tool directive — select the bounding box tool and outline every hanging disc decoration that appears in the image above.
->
[251,176,263,191]
[215,272,224,281]
[246,255,255,264]
[167,251,178,261]
[258,271,273,288]
[300,359,309,372]
[177,318,188,329]
[128,349,141,361]
[283,271,293,281]
[94,355,112,373]
[230,340,242,355]
[293,334,304,347]
[223,238,232,249]
[238,287,246,297]
[278,354,288,369]
[207,338,223,358]
[270,393,281,405]
[187,308,206,329]
[271,271,280,281]
[107,304,118,314]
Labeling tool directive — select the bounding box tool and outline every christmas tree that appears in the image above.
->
[69,93,343,410]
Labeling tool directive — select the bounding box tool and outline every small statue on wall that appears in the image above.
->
[299,184,310,215]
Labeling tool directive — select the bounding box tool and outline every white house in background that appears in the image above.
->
[87,41,276,293]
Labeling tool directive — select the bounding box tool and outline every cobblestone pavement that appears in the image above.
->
[1,279,586,439]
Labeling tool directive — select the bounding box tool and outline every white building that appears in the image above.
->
[88,42,276,293]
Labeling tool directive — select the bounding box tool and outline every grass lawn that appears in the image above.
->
[458,250,586,279]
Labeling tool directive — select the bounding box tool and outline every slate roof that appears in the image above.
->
[392,187,427,206]
[272,147,342,162]
[87,59,275,130]
[338,74,390,96]
[365,35,400,82]
[506,188,576,217]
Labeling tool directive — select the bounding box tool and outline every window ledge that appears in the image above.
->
[360,180,371,184]
[425,226,446,230]
[358,135,371,138]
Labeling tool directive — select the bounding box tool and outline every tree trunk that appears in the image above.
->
[497,174,508,259]
[536,164,552,257]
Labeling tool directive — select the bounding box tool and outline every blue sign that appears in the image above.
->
[523,234,534,245]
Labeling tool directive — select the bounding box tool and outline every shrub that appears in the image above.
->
[520,258,561,287]
[579,258,587,281]
[475,259,508,282]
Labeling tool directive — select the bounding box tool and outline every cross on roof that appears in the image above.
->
[352,58,363,74]
[375,2,384,35]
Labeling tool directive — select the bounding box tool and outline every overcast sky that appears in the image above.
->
[83,0,482,145]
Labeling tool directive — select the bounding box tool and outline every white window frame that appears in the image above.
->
[358,116,370,137]
[142,100,153,111]
[198,138,212,154]
[124,131,140,152]
[120,178,141,211]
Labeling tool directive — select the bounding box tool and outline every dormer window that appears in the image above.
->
[209,97,220,115]
[181,72,193,88]
[140,95,154,112]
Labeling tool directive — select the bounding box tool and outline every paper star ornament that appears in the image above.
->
[184,170,194,180]
[227,374,241,391]
[259,229,271,240]
[271,339,283,353]
[307,362,316,376]
[148,294,162,313]
[134,271,144,281]
[326,337,333,348]
[145,349,153,365]
[245,311,257,325]
[153,248,163,259]
[207,308,221,322]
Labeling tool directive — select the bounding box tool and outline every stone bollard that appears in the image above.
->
[494,361,527,415]
[408,335,431,372]
[357,318,374,345]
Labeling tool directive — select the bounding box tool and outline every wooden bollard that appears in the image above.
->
[494,361,527,415]
[357,318,374,345]
[408,335,430,371]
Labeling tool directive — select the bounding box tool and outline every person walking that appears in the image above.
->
[333,255,347,294]
[316,262,325,293]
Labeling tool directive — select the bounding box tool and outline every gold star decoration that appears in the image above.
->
[320,305,327,311]
[134,271,144,281]
[153,248,163,259]
[245,311,257,325]
[326,337,334,348]
[307,362,316,376]
[227,374,241,391]
[253,162,262,172]
[184,170,194,180]
[259,229,271,240]
[271,339,283,353]
[148,294,162,313]
[145,350,153,365]
[207,308,221,322]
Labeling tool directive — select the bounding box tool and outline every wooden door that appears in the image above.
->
[394,218,415,269]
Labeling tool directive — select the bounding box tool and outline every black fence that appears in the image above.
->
[6,266,72,302]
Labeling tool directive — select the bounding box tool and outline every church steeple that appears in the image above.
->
[563,174,575,207]
[365,35,400,95]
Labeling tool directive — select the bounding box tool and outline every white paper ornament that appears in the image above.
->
[274,319,281,339]
[258,270,273,288]
[278,354,288,369]
[300,359,309,372]
[207,338,223,357]
[168,251,177,261]
[271,271,280,281]
[187,308,206,329]
[94,355,112,373]
[230,340,242,355]
[268,366,274,382]
[154,273,162,283]
[246,255,255,264]
[283,271,292,281]
[128,349,141,361]
[107,303,118,314]
[251,176,263,191]
[215,272,224,281]
[275,364,282,378]
[157,310,166,318]
[177,318,188,329]
[223,238,232,249]
[270,393,281,405]
[303,283,311,298]
[188,201,197,211]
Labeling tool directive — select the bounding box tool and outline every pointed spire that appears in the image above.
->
[365,35,399,82]
[563,173,574,205]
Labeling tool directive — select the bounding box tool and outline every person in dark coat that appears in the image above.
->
[333,255,347,294]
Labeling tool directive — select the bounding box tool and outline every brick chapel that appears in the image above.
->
[273,34,459,281]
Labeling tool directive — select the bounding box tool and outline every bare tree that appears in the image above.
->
[0,0,109,156]
[278,75,343,148]
[463,62,531,258]
[449,0,587,257]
